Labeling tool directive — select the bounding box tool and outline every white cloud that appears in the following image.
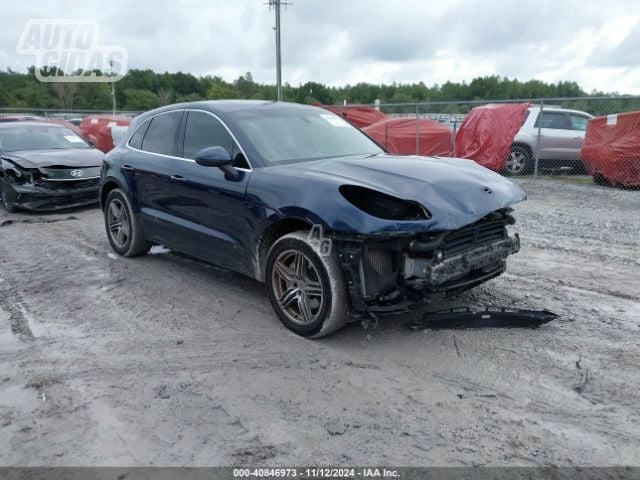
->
[1,0,639,93]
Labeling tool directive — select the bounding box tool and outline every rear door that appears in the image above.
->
[168,110,253,275]
[567,113,590,161]
[127,110,184,244]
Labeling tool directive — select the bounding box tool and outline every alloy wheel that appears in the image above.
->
[506,151,527,174]
[271,249,325,325]
[107,198,131,249]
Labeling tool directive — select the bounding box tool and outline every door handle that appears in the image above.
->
[170,175,186,182]
[120,165,134,172]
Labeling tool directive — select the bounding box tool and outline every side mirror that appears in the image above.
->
[194,146,239,179]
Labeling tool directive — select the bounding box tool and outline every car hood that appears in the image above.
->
[286,154,526,232]
[1,148,104,169]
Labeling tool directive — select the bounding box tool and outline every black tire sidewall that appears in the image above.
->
[104,189,135,255]
[593,173,611,187]
[1,185,17,213]
[265,236,333,338]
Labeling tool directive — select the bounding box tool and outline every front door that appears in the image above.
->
[168,110,253,275]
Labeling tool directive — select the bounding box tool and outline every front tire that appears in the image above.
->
[265,231,350,338]
[104,188,150,257]
[505,145,532,176]
[1,185,18,213]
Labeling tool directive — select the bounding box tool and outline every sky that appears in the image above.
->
[1,0,640,94]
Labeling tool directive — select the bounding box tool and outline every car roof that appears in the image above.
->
[0,121,65,129]
[136,100,316,121]
[528,105,590,115]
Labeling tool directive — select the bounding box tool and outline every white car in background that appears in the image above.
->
[507,106,593,175]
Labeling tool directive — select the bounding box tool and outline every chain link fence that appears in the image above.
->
[3,98,640,189]
[0,107,141,122]
[329,96,640,190]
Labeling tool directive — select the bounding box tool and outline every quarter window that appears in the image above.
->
[128,119,150,149]
[140,111,182,156]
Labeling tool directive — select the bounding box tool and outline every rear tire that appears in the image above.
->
[104,188,150,257]
[265,230,350,338]
[504,145,533,176]
[0,185,18,213]
[593,173,611,187]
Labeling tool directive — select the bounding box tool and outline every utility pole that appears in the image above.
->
[267,0,291,101]
[110,60,116,115]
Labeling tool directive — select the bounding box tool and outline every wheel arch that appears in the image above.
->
[99,177,126,211]
[254,217,314,282]
[511,142,533,158]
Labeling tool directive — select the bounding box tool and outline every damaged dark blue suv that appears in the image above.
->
[100,101,525,338]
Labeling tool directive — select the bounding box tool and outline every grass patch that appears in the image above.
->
[541,175,594,185]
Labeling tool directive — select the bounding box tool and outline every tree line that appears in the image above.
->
[0,67,638,116]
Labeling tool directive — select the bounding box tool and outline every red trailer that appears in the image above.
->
[581,111,640,187]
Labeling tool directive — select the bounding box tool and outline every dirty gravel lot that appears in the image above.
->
[0,178,639,467]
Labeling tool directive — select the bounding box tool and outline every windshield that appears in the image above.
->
[231,107,384,165]
[0,125,90,152]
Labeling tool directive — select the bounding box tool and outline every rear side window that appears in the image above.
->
[182,111,249,169]
[141,111,182,156]
[128,119,150,149]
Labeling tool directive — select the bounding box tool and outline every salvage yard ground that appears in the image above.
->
[0,179,639,466]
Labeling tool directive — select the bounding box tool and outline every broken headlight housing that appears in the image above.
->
[339,185,430,221]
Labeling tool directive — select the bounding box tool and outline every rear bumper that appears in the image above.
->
[6,183,99,211]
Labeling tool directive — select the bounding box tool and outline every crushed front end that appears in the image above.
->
[0,160,101,211]
[335,208,520,316]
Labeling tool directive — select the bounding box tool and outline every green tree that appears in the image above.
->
[122,89,159,111]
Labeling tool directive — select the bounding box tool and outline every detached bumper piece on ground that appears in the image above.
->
[407,307,559,330]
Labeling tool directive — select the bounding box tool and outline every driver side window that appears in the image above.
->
[182,111,249,169]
